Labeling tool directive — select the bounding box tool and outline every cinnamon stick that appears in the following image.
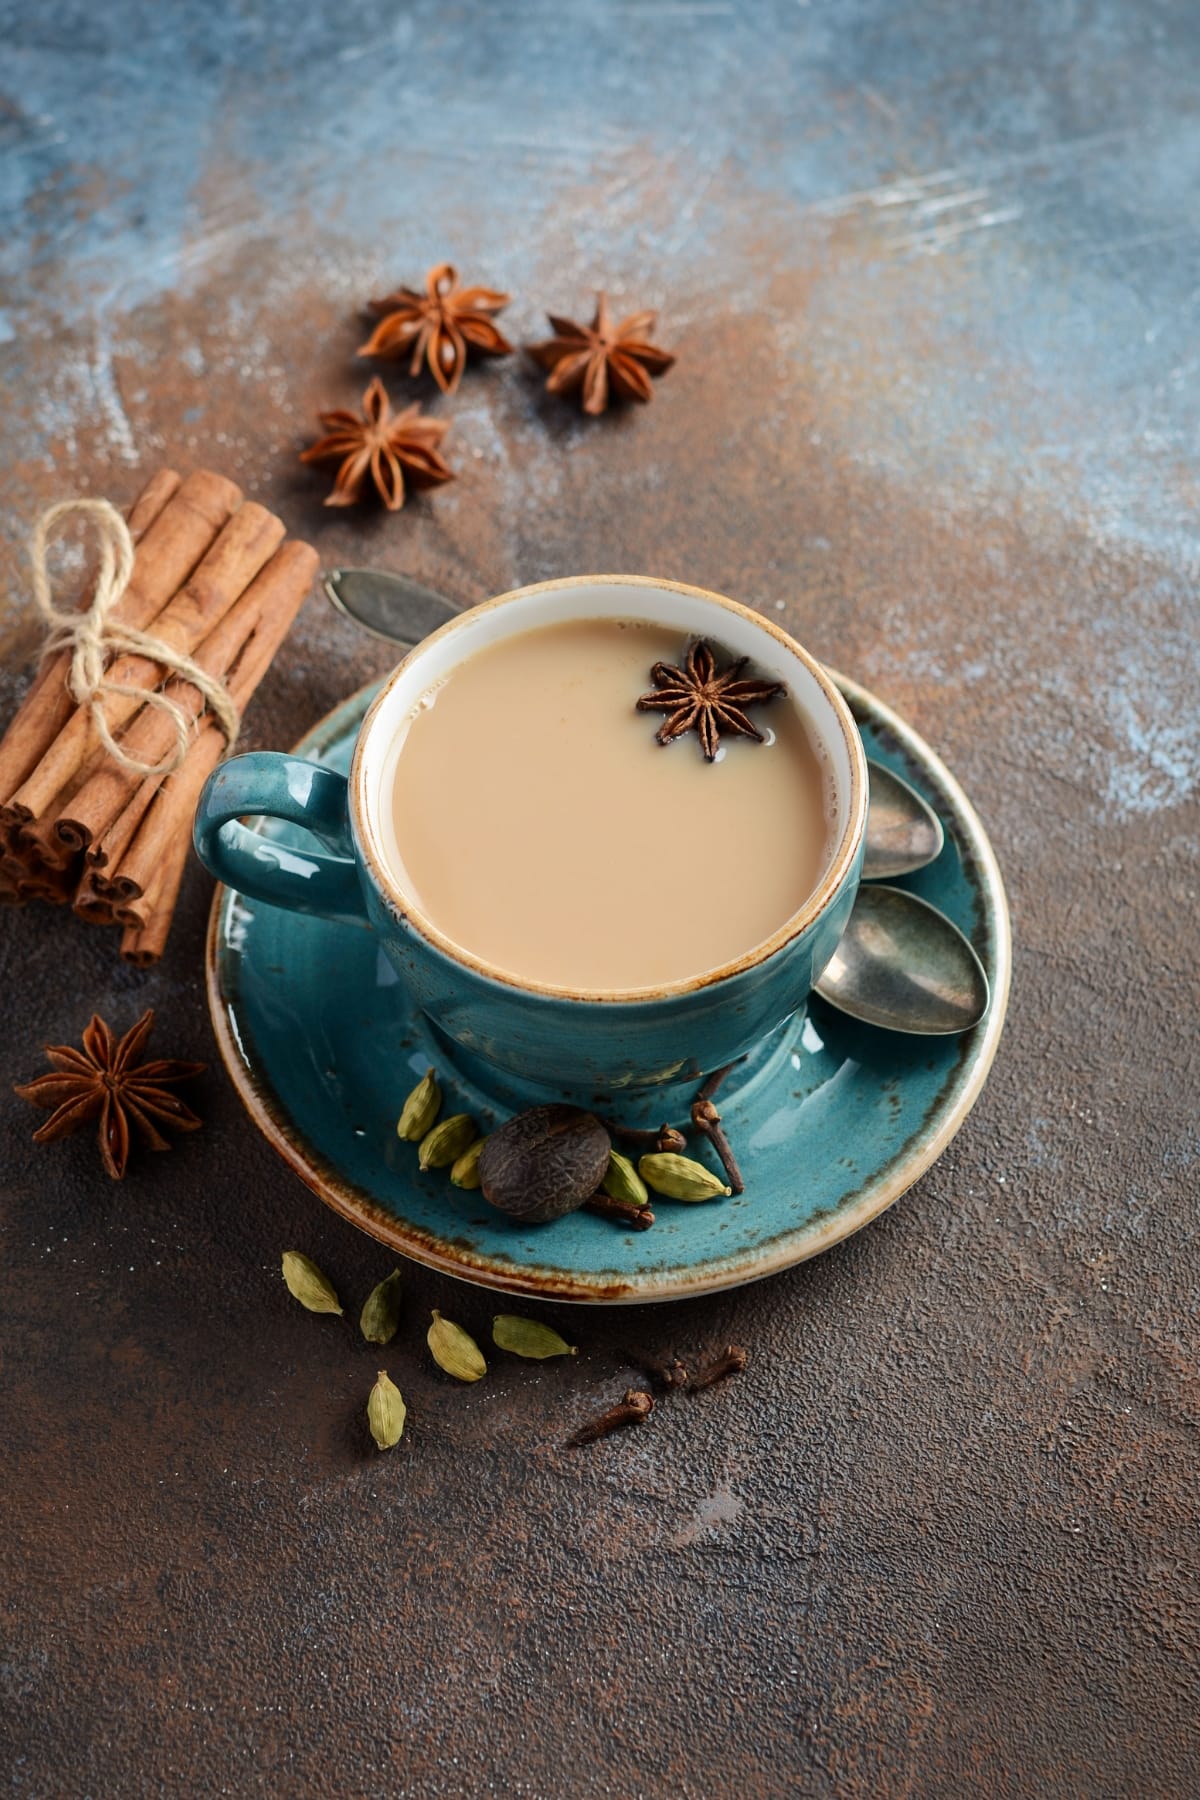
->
[18,819,77,873]
[18,764,92,870]
[0,468,180,807]
[8,830,76,892]
[0,853,28,888]
[0,823,33,890]
[10,500,283,832]
[106,542,318,917]
[0,470,239,819]
[121,836,189,966]
[114,891,150,931]
[2,465,314,962]
[71,868,120,925]
[85,785,158,879]
[62,535,307,862]
[15,861,77,905]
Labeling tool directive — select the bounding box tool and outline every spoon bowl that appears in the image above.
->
[324,568,459,648]
[814,883,990,1035]
[864,762,945,878]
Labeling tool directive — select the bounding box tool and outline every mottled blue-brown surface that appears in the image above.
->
[1,4,1197,1797]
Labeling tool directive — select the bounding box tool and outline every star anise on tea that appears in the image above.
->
[300,377,453,510]
[359,262,513,395]
[528,293,675,415]
[14,1009,205,1181]
[637,640,786,762]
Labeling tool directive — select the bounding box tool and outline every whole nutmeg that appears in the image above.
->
[479,1105,611,1224]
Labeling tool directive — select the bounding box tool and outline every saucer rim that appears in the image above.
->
[205,670,1011,1304]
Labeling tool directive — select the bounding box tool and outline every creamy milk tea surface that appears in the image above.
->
[387,617,833,990]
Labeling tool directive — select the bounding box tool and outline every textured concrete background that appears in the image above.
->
[2,3,1198,1796]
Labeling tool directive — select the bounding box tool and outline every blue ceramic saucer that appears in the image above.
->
[206,675,1010,1304]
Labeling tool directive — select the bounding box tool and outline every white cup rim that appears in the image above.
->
[351,574,868,1003]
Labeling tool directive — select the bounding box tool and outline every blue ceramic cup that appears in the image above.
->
[194,576,867,1097]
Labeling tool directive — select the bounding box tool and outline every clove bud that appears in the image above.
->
[567,1388,654,1447]
[689,1344,748,1391]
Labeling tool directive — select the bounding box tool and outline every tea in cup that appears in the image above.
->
[194,576,867,1092]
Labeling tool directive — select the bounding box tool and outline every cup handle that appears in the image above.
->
[194,752,370,926]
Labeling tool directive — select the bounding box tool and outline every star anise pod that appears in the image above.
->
[528,293,675,415]
[300,377,453,510]
[359,262,513,395]
[14,1010,205,1181]
[637,639,786,762]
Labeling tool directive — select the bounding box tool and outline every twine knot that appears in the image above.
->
[29,497,240,777]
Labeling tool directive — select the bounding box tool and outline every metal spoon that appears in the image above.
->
[865,762,944,878]
[326,568,982,1033]
[325,567,460,648]
[814,884,990,1034]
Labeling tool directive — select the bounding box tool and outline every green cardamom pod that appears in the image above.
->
[281,1250,343,1314]
[427,1309,487,1381]
[367,1370,406,1450]
[602,1148,649,1207]
[450,1136,486,1189]
[359,1268,403,1345]
[493,1314,578,1359]
[418,1113,477,1171]
[638,1152,732,1202]
[397,1067,441,1142]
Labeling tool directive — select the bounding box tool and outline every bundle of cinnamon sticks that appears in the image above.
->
[0,468,318,963]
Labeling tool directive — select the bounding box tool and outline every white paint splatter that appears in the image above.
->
[670,1482,743,1546]
[1102,685,1200,817]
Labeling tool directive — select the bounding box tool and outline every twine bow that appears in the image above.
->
[29,497,241,777]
